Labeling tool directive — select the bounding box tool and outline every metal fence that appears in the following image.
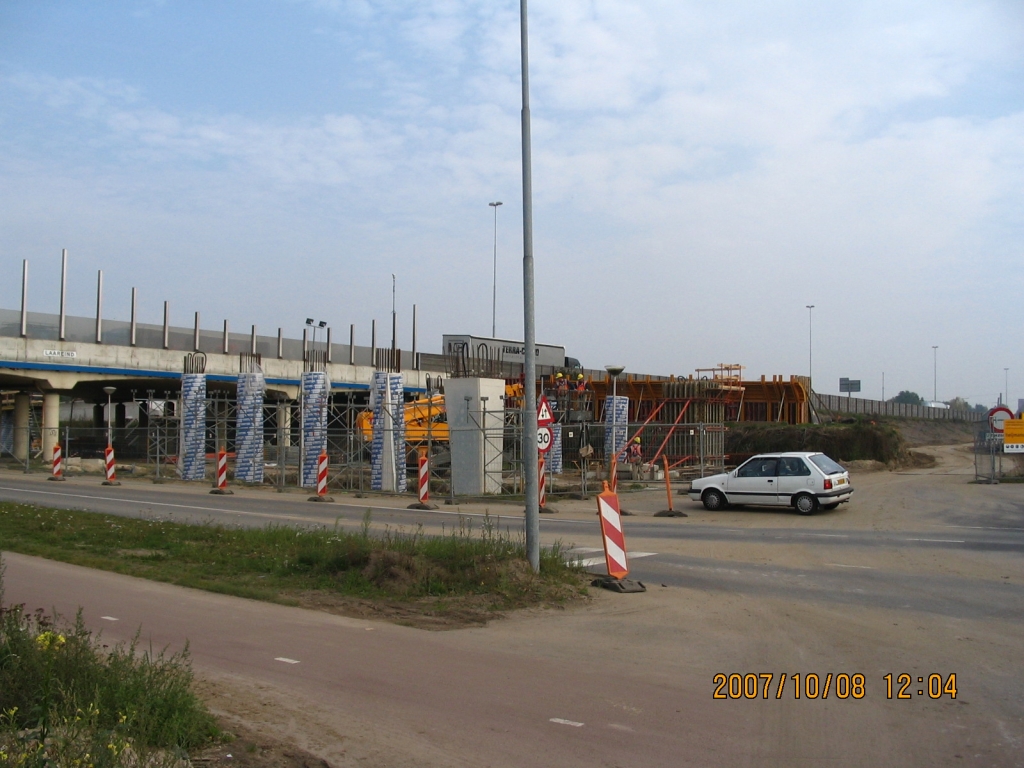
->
[812,392,985,422]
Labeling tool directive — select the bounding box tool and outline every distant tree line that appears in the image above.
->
[888,391,987,411]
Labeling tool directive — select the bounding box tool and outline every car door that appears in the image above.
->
[725,456,779,504]
[776,456,813,503]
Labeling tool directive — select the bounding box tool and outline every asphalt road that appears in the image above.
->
[2,462,1023,766]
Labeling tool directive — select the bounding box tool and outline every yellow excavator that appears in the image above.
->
[355,382,525,449]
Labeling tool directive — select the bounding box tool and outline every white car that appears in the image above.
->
[688,452,853,515]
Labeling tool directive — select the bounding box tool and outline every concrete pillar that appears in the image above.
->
[115,402,127,430]
[42,392,60,463]
[13,393,30,461]
[93,404,104,428]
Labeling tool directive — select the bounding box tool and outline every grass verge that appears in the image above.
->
[0,503,587,629]
[0,560,218,766]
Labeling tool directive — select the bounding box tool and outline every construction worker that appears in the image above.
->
[628,436,643,479]
[575,373,587,393]
[555,371,568,409]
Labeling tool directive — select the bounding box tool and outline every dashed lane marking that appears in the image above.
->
[100,616,119,621]
[904,538,965,543]
[549,718,584,727]
[826,564,874,569]
[274,657,300,664]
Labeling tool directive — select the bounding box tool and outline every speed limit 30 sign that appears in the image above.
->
[537,426,553,454]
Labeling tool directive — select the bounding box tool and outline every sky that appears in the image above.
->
[1,0,1022,405]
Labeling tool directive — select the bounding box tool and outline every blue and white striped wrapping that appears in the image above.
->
[389,373,406,493]
[370,372,405,492]
[179,373,207,481]
[300,371,330,488]
[603,395,629,462]
[548,423,563,474]
[235,371,265,483]
[0,412,12,456]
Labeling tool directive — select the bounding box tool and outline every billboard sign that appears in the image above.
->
[839,378,861,393]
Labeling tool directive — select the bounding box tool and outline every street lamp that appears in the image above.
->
[932,346,938,403]
[102,386,116,447]
[1005,367,1009,407]
[805,305,815,386]
[605,365,625,474]
[489,201,503,337]
[306,318,327,350]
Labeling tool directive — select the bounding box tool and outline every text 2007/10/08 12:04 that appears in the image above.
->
[713,673,957,700]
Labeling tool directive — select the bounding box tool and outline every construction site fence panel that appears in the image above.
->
[812,393,986,422]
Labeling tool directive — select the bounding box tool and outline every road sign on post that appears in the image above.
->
[989,406,1014,434]
[537,395,554,426]
[537,425,553,454]
[839,378,861,393]
[1003,419,1024,453]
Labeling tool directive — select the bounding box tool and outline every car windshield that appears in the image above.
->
[810,454,845,475]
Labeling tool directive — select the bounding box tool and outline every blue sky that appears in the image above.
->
[1,0,1023,404]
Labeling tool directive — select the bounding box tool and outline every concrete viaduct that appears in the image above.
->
[0,307,436,463]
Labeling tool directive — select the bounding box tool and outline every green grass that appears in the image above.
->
[0,562,218,765]
[0,504,584,613]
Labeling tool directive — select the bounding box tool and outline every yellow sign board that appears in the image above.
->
[1003,419,1024,453]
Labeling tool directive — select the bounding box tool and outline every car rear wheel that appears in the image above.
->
[702,489,726,511]
[794,493,818,515]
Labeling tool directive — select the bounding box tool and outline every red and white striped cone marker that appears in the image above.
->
[102,445,120,486]
[592,482,645,592]
[407,454,438,510]
[49,444,65,481]
[308,452,334,502]
[418,456,429,504]
[538,457,547,508]
[210,449,233,494]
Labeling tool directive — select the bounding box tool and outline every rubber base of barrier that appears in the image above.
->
[654,509,687,517]
[308,495,335,503]
[538,504,559,514]
[47,477,66,482]
[210,488,234,495]
[407,502,438,510]
[591,576,646,593]
[101,480,121,486]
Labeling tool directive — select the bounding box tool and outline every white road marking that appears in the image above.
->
[800,533,848,538]
[549,718,584,727]
[274,657,300,664]
[100,616,119,621]
[608,723,636,732]
[826,564,873,569]
[945,525,1024,531]
[905,538,965,543]
[575,552,657,568]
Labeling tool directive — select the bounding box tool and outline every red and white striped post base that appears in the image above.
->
[48,444,65,481]
[407,454,438,510]
[210,449,234,495]
[591,482,645,593]
[102,445,120,486]
[538,457,558,513]
[308,452,334,502]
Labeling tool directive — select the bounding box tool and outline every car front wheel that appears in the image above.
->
[702,488,726,511]
[794,493,818,515]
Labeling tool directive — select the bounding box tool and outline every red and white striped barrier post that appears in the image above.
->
[418,455,430,505]
[210,449,233,495]
[538,457,547,509]
[308,451,334,502]
[407,453,438,510]
[102,444,120,486]
[49,444,65,481]
[590,482,645,592]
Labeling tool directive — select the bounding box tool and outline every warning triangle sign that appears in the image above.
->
[537,396,554,426]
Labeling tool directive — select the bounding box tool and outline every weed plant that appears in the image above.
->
[0,505,583,610]
[0,560,217,766]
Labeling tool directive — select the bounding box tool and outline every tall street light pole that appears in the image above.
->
[932,346,938,403]
[103,386,116,448]
[489,202,503,338]
[805,305,815,388]
[519,0,539,572]
[1005,367,1009,407]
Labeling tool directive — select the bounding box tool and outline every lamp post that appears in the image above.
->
[805,305,815,386]
[306,318,327,351]
[489,201,503,337]
[932,346,938,403]
[520,0,539,572]
[1005,367,1009,407]
[102,386,116,448]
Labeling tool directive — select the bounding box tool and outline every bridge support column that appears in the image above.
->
[13,393,31,461]
[42,393,60,463]
[278,402,293,447]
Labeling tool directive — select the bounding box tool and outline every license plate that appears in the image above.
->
[835,478,846,485]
